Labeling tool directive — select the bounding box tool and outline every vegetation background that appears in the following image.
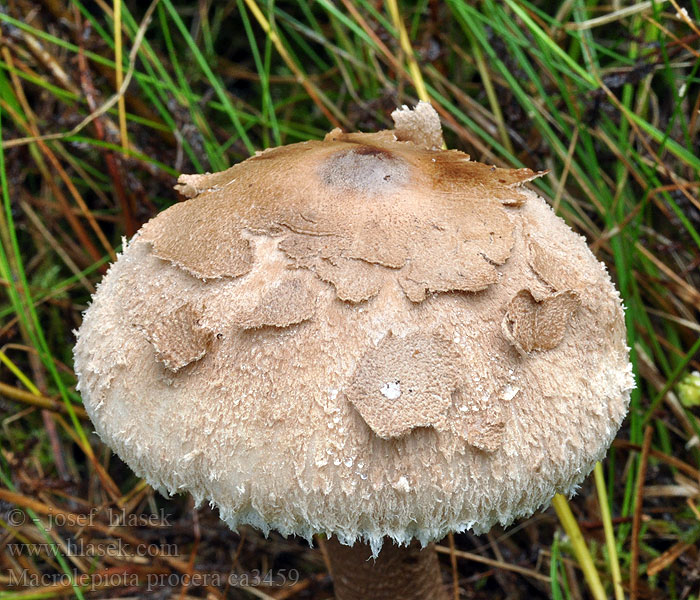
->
[0,0,699,598]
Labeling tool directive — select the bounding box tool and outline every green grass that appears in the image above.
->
[1,1,699,598]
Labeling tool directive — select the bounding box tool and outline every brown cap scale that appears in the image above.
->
[74,103,633,598]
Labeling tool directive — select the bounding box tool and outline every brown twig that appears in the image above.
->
[630,425,653,600]
[434,544,550,583]
[74,6,138,237]
[647,540,693,577]
[447,533,459,600]
[613,439,700,481]
[0,48,111,266]
[0,381,88,420]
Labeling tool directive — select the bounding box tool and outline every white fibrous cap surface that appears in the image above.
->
[74,103,634,556]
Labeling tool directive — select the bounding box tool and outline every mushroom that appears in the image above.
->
[74,103,634,599]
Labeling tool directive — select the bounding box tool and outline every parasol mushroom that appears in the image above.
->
[74,103,634,599]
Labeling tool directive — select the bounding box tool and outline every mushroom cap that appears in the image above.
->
[74,103,633,554]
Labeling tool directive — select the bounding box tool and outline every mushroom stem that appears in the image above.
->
[326,537,449,600]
